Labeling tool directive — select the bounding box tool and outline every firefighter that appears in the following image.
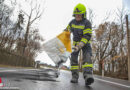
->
[65,3,94,86]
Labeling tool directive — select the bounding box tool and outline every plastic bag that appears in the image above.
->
[43,31,72,66]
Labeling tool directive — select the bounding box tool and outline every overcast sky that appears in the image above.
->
[123,0,130,11]
[39,0,123,41]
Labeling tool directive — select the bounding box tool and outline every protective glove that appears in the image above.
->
[72,42,85,52]
[72,46,79,52]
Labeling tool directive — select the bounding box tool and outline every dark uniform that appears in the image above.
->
[66,18,93,84]
[65,3,94,85]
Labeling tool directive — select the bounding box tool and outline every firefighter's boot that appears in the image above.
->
[70,77,78,83]
[85,74,94,86]
[70,72,79,83]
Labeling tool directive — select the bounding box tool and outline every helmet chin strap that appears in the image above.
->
[83,12,86,18]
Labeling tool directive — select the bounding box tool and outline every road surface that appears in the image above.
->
[0,67,130,90]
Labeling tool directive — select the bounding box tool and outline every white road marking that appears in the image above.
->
[95,78,130,88]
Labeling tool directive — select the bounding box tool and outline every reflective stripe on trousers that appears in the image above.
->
[70,44,93,77]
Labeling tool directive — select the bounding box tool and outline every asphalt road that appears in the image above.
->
[0,67,130,90]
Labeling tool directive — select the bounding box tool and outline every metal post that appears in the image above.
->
[126,15,130,81]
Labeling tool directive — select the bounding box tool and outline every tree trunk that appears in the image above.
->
[99,61,102,74]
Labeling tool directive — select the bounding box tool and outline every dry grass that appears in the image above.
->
[0,64,35,69]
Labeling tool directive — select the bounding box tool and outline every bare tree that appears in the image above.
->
[0,0,44,67]
[22,0,44,55]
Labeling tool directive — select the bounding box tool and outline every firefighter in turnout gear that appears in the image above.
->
[65,3,94,86]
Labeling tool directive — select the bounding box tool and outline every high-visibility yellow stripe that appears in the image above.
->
[71,66,79,70]
[73,39,91,46]
[73,41,79,46]
[70,68,78,70]
[83,31,92,34]
[70,68,79,70]
[67,25,70,29]
[82,63,93,68]
[81,38,88,44]
[82,64,93,68]
[66,25,71,31]
[81,38,91,44]
[71,24,85,29]
[83,28,92,34]
[83,28,92,32]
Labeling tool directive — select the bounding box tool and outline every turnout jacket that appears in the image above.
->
[66,18,92,46]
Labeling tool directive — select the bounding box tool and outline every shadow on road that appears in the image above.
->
[85,85,93,90]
